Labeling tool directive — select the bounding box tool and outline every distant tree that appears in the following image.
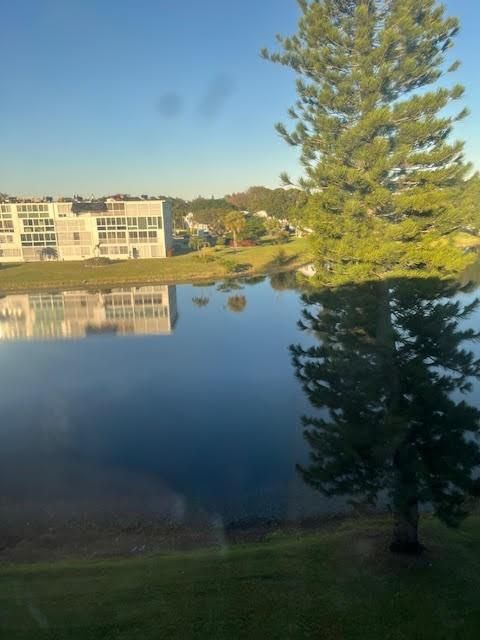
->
[263,0,473,283]
[161,197,190,230]
[227,186,307,221]
[239,217,267,243]
[292,278,480,553]
[190,197,231,212]
[224,211,246,249]
[227,295,247,313]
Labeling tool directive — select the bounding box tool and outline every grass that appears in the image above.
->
[1,515,480,639]
[455,231,480,249]
[0,239,310,293]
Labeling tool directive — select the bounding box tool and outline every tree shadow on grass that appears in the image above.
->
[234,263,253,274]
[0,263,23,272]
[264,250,299,273]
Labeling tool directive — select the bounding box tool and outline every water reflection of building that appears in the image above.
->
[0,285,177,341]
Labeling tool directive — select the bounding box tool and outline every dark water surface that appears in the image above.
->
[0,278,320,538]
[1,273,480,556]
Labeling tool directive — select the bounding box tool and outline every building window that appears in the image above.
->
[73,232,81,242]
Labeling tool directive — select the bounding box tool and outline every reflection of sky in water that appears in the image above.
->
[0,279,317,524]
[1,276,480,529]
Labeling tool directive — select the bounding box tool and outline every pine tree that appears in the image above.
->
[263,0,474,283]
[291,278,480,552]
[456,173,480,232]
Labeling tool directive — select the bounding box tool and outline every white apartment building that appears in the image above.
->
[0,198,173,262]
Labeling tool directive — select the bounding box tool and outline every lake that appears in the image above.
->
[1,272,480,558]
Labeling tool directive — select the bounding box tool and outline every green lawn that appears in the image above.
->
[0,239,310,293]
[1,516,480,639]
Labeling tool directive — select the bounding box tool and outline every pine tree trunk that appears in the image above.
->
[390,449,423,554]
[390,494,421,554]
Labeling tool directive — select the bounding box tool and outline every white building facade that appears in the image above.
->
[0,198,173,262]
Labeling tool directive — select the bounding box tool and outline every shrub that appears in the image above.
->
[272,248,289,266]
[84,257,112,267]
[220,258,238,274]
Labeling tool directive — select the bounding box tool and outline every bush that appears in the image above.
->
[84,257,112,267]
[196,252,216,263]
[272,248,289,266]
[220,258,238,274]
[189,236,208,252]
[194,245,217,262]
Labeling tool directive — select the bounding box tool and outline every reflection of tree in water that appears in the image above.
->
[291,278,480,553]
[270,270,298,292]
[244,275,267,286]
[227,295,247,313]
[192,296,210,308]
[216,280,244,293]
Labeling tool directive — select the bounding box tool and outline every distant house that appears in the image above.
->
[184,213,210,234]
[295,226,314,238]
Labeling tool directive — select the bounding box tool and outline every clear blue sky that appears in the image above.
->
[1,0,478,200]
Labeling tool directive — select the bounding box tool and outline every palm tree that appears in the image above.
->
[223,211,246,250]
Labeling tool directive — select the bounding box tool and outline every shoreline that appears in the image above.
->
[0,511,383,566]
[0,238,310,295]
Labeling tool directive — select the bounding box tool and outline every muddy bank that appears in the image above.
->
[0,510,383,564]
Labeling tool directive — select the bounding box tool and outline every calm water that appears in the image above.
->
[1,273,480,548]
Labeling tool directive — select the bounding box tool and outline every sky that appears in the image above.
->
[1,0,479,200]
